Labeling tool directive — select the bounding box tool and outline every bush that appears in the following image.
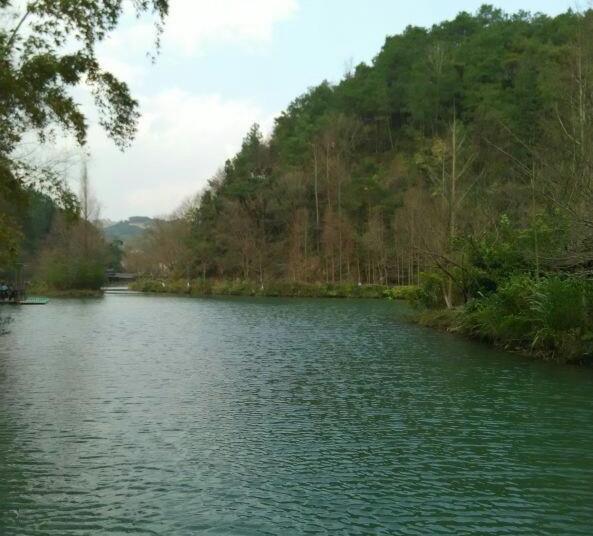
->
[415,271,449,309]
[383,285,420,301]
[459,275,593,362]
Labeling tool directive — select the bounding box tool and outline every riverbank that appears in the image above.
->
[414,306,593,366]
[130,278,418,300]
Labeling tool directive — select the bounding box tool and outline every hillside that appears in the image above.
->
[104,217,156,243]
[131,6,593,361]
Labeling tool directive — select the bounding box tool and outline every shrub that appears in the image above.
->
[459,275,593,362]
[415,271,448,309]
[383,285,420,301]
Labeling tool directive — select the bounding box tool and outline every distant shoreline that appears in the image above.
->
[128,278,418,300]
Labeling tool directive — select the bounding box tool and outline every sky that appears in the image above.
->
[79,0,577,221]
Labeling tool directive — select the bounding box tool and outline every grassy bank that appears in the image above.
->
[413,275,593,365]
[414,307,582,365]
[130,278,418,300]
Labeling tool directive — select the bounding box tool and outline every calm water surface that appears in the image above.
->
[0,295,592,535]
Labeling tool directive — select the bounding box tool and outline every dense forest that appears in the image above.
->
[146,5,591,285]
[131,6,593,361]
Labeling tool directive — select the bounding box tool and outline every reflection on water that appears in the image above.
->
[1,295,592,534]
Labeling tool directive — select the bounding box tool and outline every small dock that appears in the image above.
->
[0,295,50,305]
[18,296,50,305]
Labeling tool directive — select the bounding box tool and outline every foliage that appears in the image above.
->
[414,272,450,309]
[0,0,168,267]
[106,239,124,272]
[130,278,394,299]
[458,275,593,362]
[122,6,593,364]
[35,215,107,290]
[131,6,591,305]
[0,211,22,266]
[383,285,420,301]
[36,256,105,290]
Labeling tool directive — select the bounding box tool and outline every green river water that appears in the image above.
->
[0,295,592,535]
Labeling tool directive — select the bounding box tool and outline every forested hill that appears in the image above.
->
[165,5,587,289]
[142,6,593,304]
[104,217,156,243]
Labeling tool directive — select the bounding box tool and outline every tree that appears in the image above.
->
[36,213,107,290]
[0,0,168,265]
[416,115,482,307]
[79,160,101,255]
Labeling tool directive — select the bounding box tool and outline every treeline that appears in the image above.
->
[132,6,593,360]
[144,6,591,287]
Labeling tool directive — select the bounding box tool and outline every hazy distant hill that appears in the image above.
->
[103,217,155,243]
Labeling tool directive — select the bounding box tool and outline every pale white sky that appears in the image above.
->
[73,0,576,220]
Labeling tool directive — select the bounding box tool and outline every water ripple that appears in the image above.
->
[0,295,592,534]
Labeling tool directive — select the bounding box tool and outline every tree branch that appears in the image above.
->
[6,4,34,51]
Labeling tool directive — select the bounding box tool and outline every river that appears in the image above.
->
[0,295,592,535]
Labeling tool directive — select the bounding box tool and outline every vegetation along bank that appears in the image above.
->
[5,5,593,363]
[129,279,417,300]
[121,7,593,364]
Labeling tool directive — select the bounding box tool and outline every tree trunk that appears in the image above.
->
[312,144,320,252]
